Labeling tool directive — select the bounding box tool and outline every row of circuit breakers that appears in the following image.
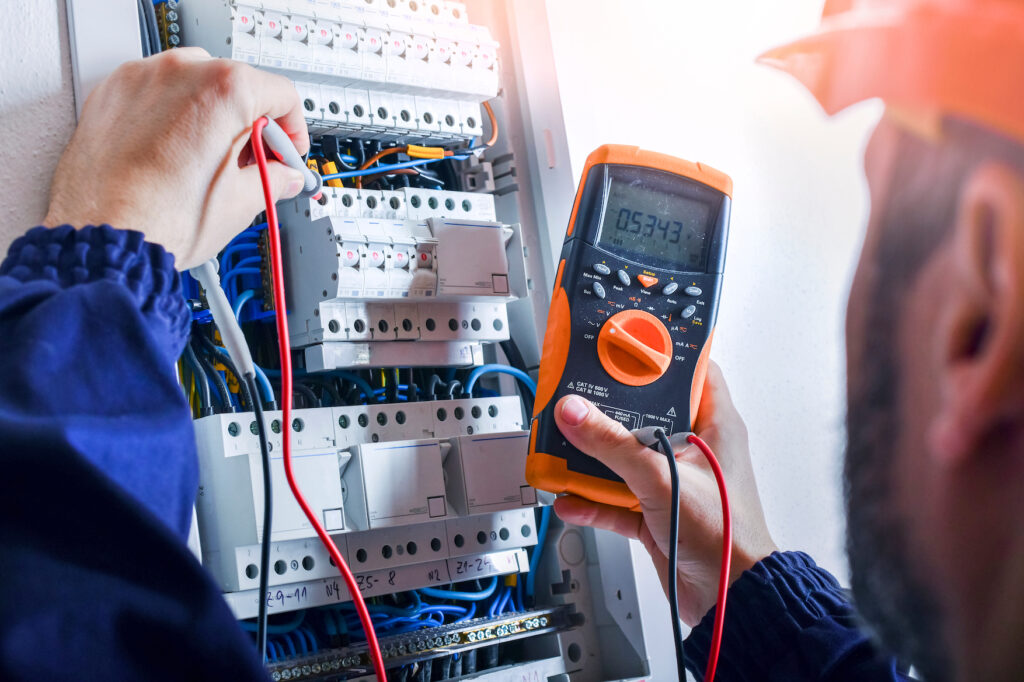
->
[179,0,550,636]
[180,0,499,143]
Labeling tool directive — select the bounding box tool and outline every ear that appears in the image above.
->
[930,162,1024,464]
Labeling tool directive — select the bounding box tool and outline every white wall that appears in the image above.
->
[544,1,882,677]
[0,0,77,248]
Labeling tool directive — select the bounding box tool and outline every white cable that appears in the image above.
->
[189,259,256,378]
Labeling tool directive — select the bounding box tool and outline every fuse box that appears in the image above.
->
[66,0,656,679]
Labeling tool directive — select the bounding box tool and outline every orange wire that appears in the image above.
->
[481,100,498,147]
[355,146,406,188]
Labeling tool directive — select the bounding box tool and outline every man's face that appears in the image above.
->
[844,117,954,681]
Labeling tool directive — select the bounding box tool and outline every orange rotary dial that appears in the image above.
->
[597,309,673,386]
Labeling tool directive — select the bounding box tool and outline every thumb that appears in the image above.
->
[554,394,674,508]
[263,161,306,202]
[235,161,306,218]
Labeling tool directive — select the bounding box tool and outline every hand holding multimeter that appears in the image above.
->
[527,144,738,681]
[528,144,732,510]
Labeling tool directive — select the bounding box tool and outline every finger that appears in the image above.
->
[553,495,644,539]
[554,395,672,507]
[240,66,310,155]
[234,161,305,217]
[692,360,737,433]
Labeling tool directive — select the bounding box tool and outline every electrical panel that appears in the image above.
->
[66,0,657,679]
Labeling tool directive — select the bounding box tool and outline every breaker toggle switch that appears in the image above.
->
[235,10,256,33]
[386,32,408,56]
[261,13,284,38]
[310,22,333,46]
[336,25,359,50]
[283,17,308,42]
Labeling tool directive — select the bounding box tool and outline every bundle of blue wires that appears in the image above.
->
[242,574,533,663]
[464,364,537,398]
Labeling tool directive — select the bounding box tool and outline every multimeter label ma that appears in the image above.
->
[527,145,731,510]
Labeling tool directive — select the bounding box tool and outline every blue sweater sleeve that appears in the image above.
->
[684,551,911,682]
[0,225,267,681]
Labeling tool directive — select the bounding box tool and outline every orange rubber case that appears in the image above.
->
[526,145,731,511]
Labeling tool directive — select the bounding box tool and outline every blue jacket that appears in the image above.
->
[0,225,907,681]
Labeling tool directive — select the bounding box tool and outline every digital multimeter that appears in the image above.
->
[527,144,731,510]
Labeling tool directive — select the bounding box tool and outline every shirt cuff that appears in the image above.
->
[1,225,189,355]
[684,551,858,681]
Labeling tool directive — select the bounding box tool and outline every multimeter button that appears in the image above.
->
[684,286,702,297]
[682,305,697,319]
[661,282,678,295]
[617,269,631,286]
[592,282,606,299]
[593,263,611,275]
[636,274,658,288]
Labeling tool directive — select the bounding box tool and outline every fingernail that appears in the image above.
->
[561,396,589,426]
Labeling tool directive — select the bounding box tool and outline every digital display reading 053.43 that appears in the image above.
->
[597,179,714,270]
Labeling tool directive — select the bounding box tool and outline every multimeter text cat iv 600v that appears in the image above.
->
[527,144,732,510]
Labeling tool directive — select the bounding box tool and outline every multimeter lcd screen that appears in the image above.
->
[597,179,714,270]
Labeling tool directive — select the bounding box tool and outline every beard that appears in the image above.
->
[844,266,951,681]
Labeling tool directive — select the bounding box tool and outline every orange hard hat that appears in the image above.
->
[758,0,1024,142]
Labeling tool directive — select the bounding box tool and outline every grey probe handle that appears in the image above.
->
[632,427,693,452]
[260,117,322,198]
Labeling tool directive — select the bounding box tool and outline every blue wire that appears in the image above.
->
[418,576,499,602]
[279,633,296,658]
[221,267,262,290]
[233,289,257,319]
[293,629,308,656]
[464,364,537,397]
[229,255,263,271]
[526,506,552,599]
[454,601,477,623]
[303,627,318,653]
[272,641,285,661]
[321,155,471,181]
[495,586,512,615]
[219,242,259,273]
[488,587,503,618]
[265,642,276,663]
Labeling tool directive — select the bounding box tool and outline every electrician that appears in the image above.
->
[554,1,1024,680]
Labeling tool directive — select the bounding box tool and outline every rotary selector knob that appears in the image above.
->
[597,310,673,386]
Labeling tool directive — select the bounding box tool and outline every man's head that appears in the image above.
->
[846,114,1024,681]
[762,2,1024,678]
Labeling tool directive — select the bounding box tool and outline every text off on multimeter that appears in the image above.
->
[527,144,732,510]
